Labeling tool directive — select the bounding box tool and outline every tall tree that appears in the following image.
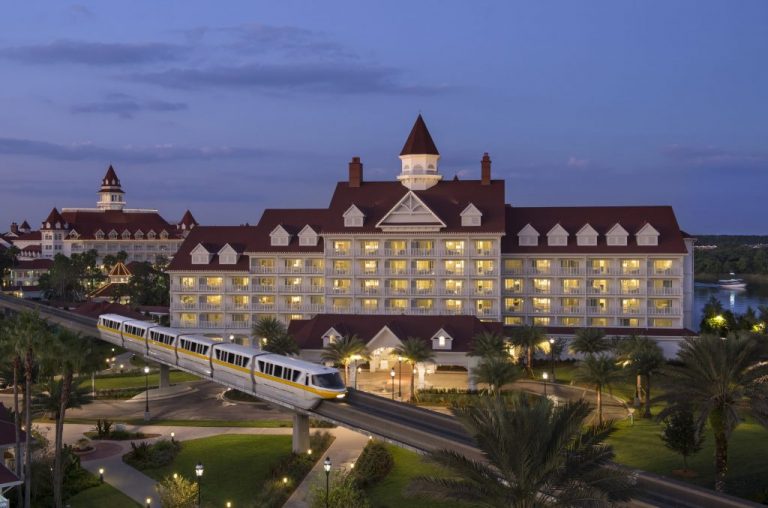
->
[251,316,287,348]
[569,328,610,357]
[467,331,508,359]
[472,356,521,395]
[658,334,768,493]
[614,336,665,417]
[261,332,300,356]
[412,395,633,507]
[660,407,704,471]
[393,337,434,401]
[125,261,169,306]
[0,317,23,499]
[11,311,50,508]
[0,245,19,289]
[508,325,547,377]
[321,334,369,386]
[574,354,622,425]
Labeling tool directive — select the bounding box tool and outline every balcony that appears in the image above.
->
[619,307,643,315]
[331,306,354,313]
[473,248,498,257]
[171,303,197,310]
[198,303,223,311]
[198,320,224,329]
[280,303,325,313]
[413,288,435,296]
[330,249,351,256]
[282,284,305,293]
[252,303,276,311]
[330,287,352,295]
[440,269,465,276]
[410,249,434,256]
[561,287,585,295]
[559,306,585,315]
[473,268,497,277]
[652,268,682,276]
[648,306,681,316]
[413,268,436,276]
[226,303,251,311]
[526,267,552,275]
[647,287,682,296]
[502,267,524,275]
[557,267,585,276]
[476,308,498,317]
[251,266,275,274]
[619,288,646,295]
[383,249,408,257]
[358,287,381,295]
[470,287,494,296]
[439,249,465,257]
[253,284,275,293]
[327,268,352,276]
[587,288,610,295]
[356,268,382,276]
[225,320,251,329]
[226,284,250,292]
[171,284,198,292]
[356,248,381,256]
[385,268,409,276]
[280,265,307,274]
[384,287,409,296]
[198,285,223,292]
[532,306,552,314]
[587,306,610,315]
[505,306,525,314]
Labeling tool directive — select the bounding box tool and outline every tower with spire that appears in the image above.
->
[397,114,443,190]
[97,165,126,211]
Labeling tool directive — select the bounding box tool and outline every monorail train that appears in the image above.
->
[97,314,346,410]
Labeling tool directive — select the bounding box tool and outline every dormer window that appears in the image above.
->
[95,230,104,239]
[160,230,169,239]
[108,230,118,240]
[135,230,144,240]
[343,205,365,228]
[298,225,319,246]
[147,230,157,240]
[518,224,539,247]
[270,225,291,247]
[218,244,239,265]
[606,223,629,246]
[636,223,660,246]
[191,243,212,265]
[547,224,568,247]
[322,327,343,347]
[460,203,482,227]
[576,224,598,246]
[121,230,131,240]
[431,328,454,350]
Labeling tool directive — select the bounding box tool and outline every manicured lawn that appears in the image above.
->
[608,415,768,499]
[138,434,293,505]
[68,483,139,508]
[367,445,477,508]
[45,417,294,427]
[78,370,199,390]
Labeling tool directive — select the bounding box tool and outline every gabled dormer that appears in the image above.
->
[218,244,239,265]
[121,229,131,240]
[322,327,343,348]
[460,203,482,227]
[160,230,169,239]
[135,229,144,240]
[95,229,105,240]
[606,223,629,246]
[190,243,213,265]
[108,229,118,240]
[68,230,79,239]
[576,223,598,246]
[431,328,454,350]
[298,225,319,246]
[270,225,291,247]
[343,205,365,228]
[636,223,660,246]
[376,191,446,232]
[147,230,157,240]
[517,224,539,246]
[547,223,568,246]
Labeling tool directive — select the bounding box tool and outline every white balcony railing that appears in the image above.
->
[648,307,681,316]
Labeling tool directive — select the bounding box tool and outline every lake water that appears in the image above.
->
[693,282,768,327]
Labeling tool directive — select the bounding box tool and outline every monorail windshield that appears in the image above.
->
[311,373,344,389]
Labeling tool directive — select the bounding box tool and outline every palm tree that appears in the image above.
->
[411,395,633,507]
[658,334,768,493]
[508,325,547,377]
[574,354,622,425]
[472,356,521,395]
[467,331,507,359]
[321,334,368,386]
[251,316,287,348]
[10,310,50,508]
[394,337,435,401]
[0,318,23,498]
[615,336,665,418]
[261,332,300,356]
[569,328,610,357]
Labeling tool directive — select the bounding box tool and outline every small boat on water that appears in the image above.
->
[718,273,747,289]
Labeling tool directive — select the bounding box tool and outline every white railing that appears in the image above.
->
[198,303,223,311]
[330,249,351,256]
[652,268,682,276]
[252,285,275,293]
[171,303,197,310]
[330,287,352,295]
[559,306,584,315]
[225,321,251,329]
[252,303,276,311]
[225,303,251,311]
[473,249,498,257]
[587,306,610,315]
[383,248,408,256]
[355,248,382,256]
[438,249,465,257]
[226,284,250,292]
[358,287,381,295]
[502,267,524,275]
[410,248,435,256]
[197,321,225,329]
[251,266,275,274]
[384,268,409,276]
[647,287,682,296]
[198,285,223,292]
[648,307,681,316]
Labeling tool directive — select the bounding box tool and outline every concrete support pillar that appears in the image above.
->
[292,413,310,454]
[467,357,479,390]
[417,364,427,390]
[349,362,357,389]
[158,364,171,389]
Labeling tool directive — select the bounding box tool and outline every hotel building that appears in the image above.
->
[167,116,694,353]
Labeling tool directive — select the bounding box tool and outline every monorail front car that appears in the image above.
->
[96,314,346,409]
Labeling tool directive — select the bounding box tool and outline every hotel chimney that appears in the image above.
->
[481,152,491,185]
[349,156,363,188]
[10,222,19,235]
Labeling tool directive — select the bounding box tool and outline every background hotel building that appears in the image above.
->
[167,115,694,345]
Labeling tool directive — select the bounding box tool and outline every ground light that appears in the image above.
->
[543,371,549,397]
[390,368,395,400]
[548,338,556,380]
[144,365,151,421]
[397,355,403,398]
[323,456,332,508]
[195,462,204,507]
[145,498,151,508]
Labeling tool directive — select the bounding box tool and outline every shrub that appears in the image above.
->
[155,474,198,508]
[310,470,370,508]
[351,441,393,488]
[124,439,181,470]
[94,419,113,438]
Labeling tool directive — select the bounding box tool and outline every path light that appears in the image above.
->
[282,477,288,485]
[227,503,232,508]
[397,355,403,398]
[195,462,204,507]
[173,472,178,479]
[549,338,556,380]
[144,365,151,421]
[170,431,175,443]
[146,498,151,508]
[229,334,235,342]
[323,457,332,508]
[390,368,396,400]
[307,448,312,455]
[543,371,549,397]
[98,467,104,483]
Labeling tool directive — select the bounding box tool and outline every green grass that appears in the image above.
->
[367,445,477,508]
[78,371,199,390]
[45,417,293,427]
[608,415,768,499]
[68,483,139,508]
[137,434,293,505]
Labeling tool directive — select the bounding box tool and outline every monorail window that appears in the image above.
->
[293,370,302,382]
[311,373,344,389]
[274,365,283,378]
[283,368,292,380]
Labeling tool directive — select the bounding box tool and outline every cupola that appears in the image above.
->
[397,115,442,190]
[97,165,126,211]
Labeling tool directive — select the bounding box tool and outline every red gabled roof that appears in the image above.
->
[43,208,66,227]
[323,179,506,233]
[19,220,31,230]
[288,313,503,352]
[400,114,439,156]
[101,165,123,192]
[12,259,52,270]
[108,261,131,277]
[501,205,687,254]
[12,231,41,241]
[167,225,257,272]
[73,301,145,320]
[178,210,198,227]
[59,210,183,240]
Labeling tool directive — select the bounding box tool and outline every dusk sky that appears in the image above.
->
[1,1,766,234]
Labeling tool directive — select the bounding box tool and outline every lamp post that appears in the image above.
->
[195,462,204,507]
[390,368,395,400]
[542,371,548,397]
[323,456,332,508]
[145,498,151,508]
[356,367,361,390]
[549,338,556,381]
[397,355,403,398]
[144,365,151,421]
[98,467,104,483]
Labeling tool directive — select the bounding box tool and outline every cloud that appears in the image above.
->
[0,137,276,163]
[0,40,187,65]
[71,93,188,118]
[566,156,590,169]
[68,4,93,17]
[128,62,449,95]
[662,144,768,170]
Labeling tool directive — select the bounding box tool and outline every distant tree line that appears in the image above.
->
[695,245,768,275]
[694,235,768,248]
